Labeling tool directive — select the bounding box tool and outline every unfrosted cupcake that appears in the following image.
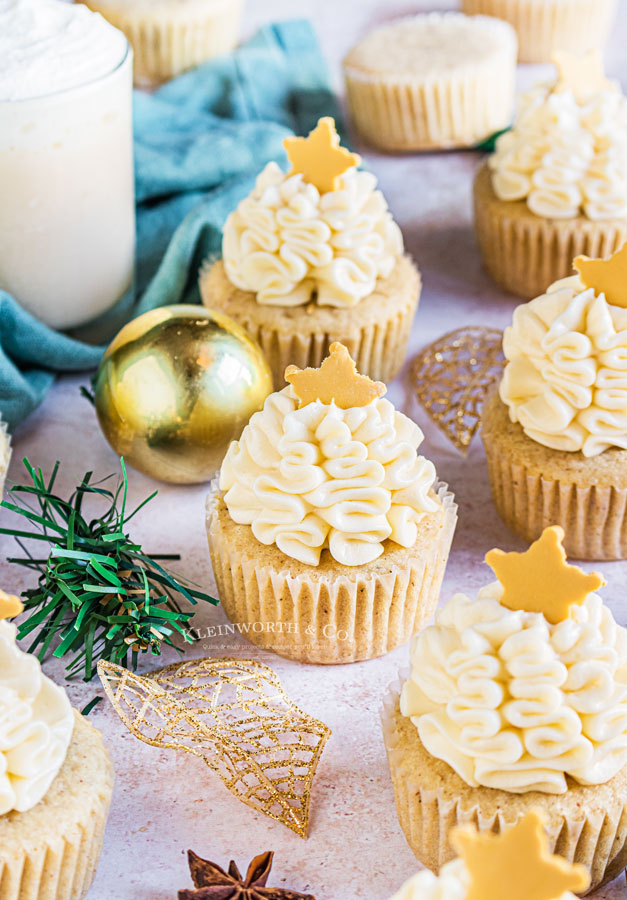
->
[482,243,627,559]
[389,811,590,900]
[343,12,517,151]
[460,0,617,63]
[81,0,242,86]
[382,526,627,892]
[475,51,627,299]
[206,343,457,664]
[201,117,420,388]
[0,592,114,900]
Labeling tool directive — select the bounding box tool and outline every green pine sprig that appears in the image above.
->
[0,457,217,681]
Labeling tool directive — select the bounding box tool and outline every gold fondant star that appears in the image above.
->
[451,811,590,900]
[574,242,627,308]
[553,50,614,102]
[283,117,361,194]
[0,589,23,620]
[285,342,386,409]
[485,525,605,625]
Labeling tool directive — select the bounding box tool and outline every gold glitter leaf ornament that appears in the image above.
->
[97,658,331,838]
[411,327,505,453]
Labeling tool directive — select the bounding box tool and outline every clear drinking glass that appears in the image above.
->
[0,46,135,331]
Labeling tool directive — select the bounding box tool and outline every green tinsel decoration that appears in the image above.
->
[474,127,511,153]
[0,458,217,681]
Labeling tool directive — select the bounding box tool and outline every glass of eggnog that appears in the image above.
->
[0,0,135,331]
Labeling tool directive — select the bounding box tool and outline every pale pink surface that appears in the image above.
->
[1,1,627,897]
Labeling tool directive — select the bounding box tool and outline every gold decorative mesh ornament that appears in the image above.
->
[97,658,331,838]
[411,327,505,453]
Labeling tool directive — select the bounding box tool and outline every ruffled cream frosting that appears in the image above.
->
[490,81,627,220]
[389,858,578,900]
[500,274,627,456]
[0,620,74,815]
[401,586,627,794]
[390,859,469,900]
[219,385,440,566]
[222,162,403,308]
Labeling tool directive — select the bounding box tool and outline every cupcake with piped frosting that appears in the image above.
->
[206,343,456,664]
[382,526,627,892]
[474,51,627,299]
[200,118,421,388]
[482,242,627,559]
[0,591,114,900]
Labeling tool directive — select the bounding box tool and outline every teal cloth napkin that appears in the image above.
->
[0,19,344,430]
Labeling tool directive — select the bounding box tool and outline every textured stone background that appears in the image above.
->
[1,1,626,897]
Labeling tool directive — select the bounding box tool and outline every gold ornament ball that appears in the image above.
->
[94,305,273,484]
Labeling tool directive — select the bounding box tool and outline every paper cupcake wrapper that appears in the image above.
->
[199,257,421,388]
[206,484,457,664]
[86,0,242,87]
[474,163,627,300]
[381,684,627,894]
[0,419,11,498]
[344,30,516,151]
[482,433,627,560]
[0,807,109,900]
[0,713,113,900]
[461,0,617,63]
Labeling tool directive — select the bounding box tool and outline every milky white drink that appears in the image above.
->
[0,0,135,330]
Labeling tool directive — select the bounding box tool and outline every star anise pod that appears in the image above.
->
[178,849,315,900]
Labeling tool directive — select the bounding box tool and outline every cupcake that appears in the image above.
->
[389,811,590,900]
[206,342,457,664]
[475,51,627,300]
[382,526,627,892]
[482,242,627,559]
[460,0,617,64]
[0,592,114,900]
[343,13,517,152]
[200,118,420,388]
[81,0,243,87]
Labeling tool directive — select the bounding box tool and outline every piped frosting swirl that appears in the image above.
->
[489,79,627,220]
[401,585,627,794]
[222,162,403,308]
[219,384,439,566]
[500,273,627,456]
[0,619,74,815]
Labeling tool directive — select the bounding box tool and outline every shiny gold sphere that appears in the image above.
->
[94,305,273,483]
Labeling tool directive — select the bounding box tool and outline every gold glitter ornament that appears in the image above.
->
[97,657,331,837]
[94,305,272,484]
[411,327,505,453]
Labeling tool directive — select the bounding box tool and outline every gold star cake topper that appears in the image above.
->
[552,49,614,102]
[285,342,386,409]
[451,811,590,900]
[574,242,627,308]
[283,117,361,194]
[0,589,23,620]
[485,525,605,625]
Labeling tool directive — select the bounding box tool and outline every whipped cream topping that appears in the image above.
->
[500,274,627,456]
[0,0,127,102]
[401,587,627,794]
[389,858,577,900]
[490,81,627,220]
[219,385,440,566]
[222,162,403,308]
[0,620,74,815]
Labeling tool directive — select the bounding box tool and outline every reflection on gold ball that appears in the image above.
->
[94,305,273,484]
